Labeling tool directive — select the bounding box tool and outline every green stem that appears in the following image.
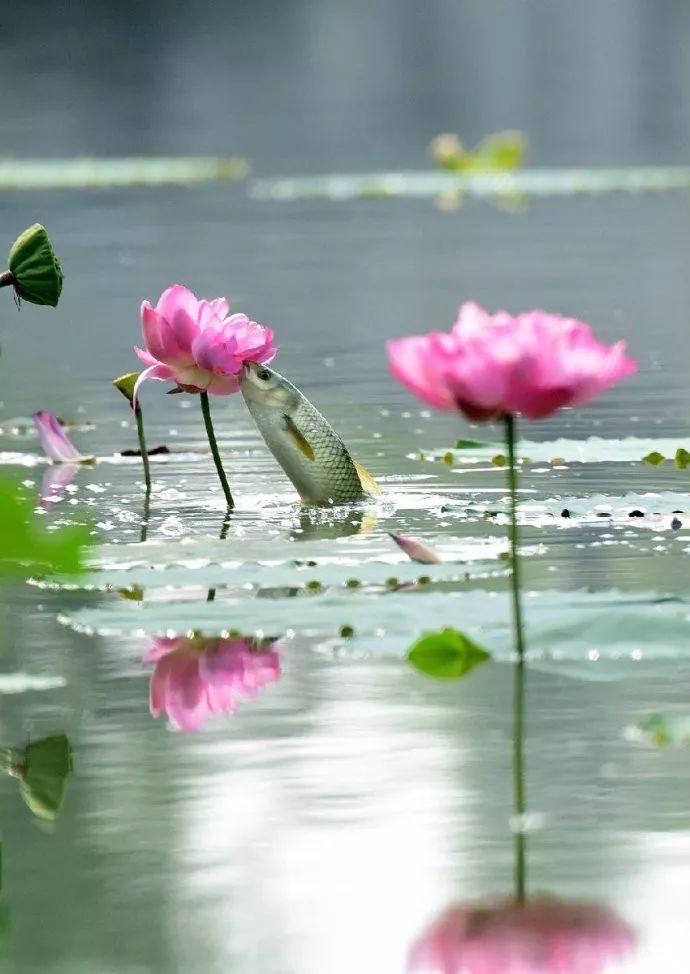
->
[206,512,231,602]
[504,413,525,661]
[200,391,234,510]
[504,411,527,903]
[139,487,151,544]
[135,404,152,495]
[513,651,527,903]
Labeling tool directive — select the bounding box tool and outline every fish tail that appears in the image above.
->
[353,460,382,497]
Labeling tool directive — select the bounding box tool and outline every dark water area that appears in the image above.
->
[1,1,690,971]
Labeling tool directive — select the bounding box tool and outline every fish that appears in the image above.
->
[240,361,381,506]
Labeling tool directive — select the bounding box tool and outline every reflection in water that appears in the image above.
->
[0,734,72,956]
[290,507,379,541]
[406,588,635,974]
[206,510,232,601]
[39,463,79,509]
[407,897,635,973]
[142,636,281,731]
[0,848,8,960]
[1,734,73,822]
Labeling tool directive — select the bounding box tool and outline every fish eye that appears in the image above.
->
[256,367,272,382]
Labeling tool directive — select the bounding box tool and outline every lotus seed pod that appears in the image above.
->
[113,372,140,405]
[8,224,63,307]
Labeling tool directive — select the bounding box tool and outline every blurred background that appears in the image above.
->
[4,0,690,170]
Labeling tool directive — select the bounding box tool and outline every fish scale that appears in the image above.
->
[240,363,376,506]
[291,395,365,504]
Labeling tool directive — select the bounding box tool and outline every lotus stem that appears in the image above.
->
[513,640,527,903]
[140,487,151,544]
[504,412,525,661]
[200,391,234,510]
[206,512,231,602]
[504,411,527,903]
[135,404,152,495]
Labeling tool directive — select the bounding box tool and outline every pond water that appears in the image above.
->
[3,2,690,972]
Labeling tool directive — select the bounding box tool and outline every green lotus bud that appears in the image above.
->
[113,372,140,406]
[6,224,63,307]
[15,734,73,821]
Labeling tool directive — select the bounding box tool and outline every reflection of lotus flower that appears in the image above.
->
[408,897,635,974]
[39,463,79,508]
[143,636,281,731]
[32,411,91,464]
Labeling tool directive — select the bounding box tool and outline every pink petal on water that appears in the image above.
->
[32,411,89,464]
[389,532,442,564]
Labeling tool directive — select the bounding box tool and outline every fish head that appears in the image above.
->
[240,361,299,410]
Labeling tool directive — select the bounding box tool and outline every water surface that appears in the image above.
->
[1,2,690,971]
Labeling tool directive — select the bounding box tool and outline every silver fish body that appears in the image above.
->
[240,362,380,506]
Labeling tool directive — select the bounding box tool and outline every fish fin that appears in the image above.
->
[283,414,315,461]
[359,511,379,534]
[353,460,382,496]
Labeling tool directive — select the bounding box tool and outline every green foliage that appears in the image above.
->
[0,478,90,579]
[117,585,144,602]
[18,735,73,820]
[0,157,249,191]
[408,628,491,680]
[7,224,63,307]
[43,554,496,593]
[472,131,528,172]
[419,438,690,467]
[675,448,690,470]
[454,439,492,450]
[431,130,527,174]
[112,372,139,405]
[252,167,690,204]
[633,714,690,748]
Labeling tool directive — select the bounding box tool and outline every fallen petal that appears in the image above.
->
[389,532,443,564]
[32,411,92,464]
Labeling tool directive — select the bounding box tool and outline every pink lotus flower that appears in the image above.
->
[134,284,276,404]
[407,897,635,974]
[32,411,92,463]
[143,635,281,731]
[387,303,636,421]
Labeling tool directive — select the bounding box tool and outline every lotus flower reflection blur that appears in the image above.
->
[387,302,636,421]
[143,635,281,731]
[408,897,635,974]
[134,284,276,404]
[39,464,79,509]
[32,411,92,464]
